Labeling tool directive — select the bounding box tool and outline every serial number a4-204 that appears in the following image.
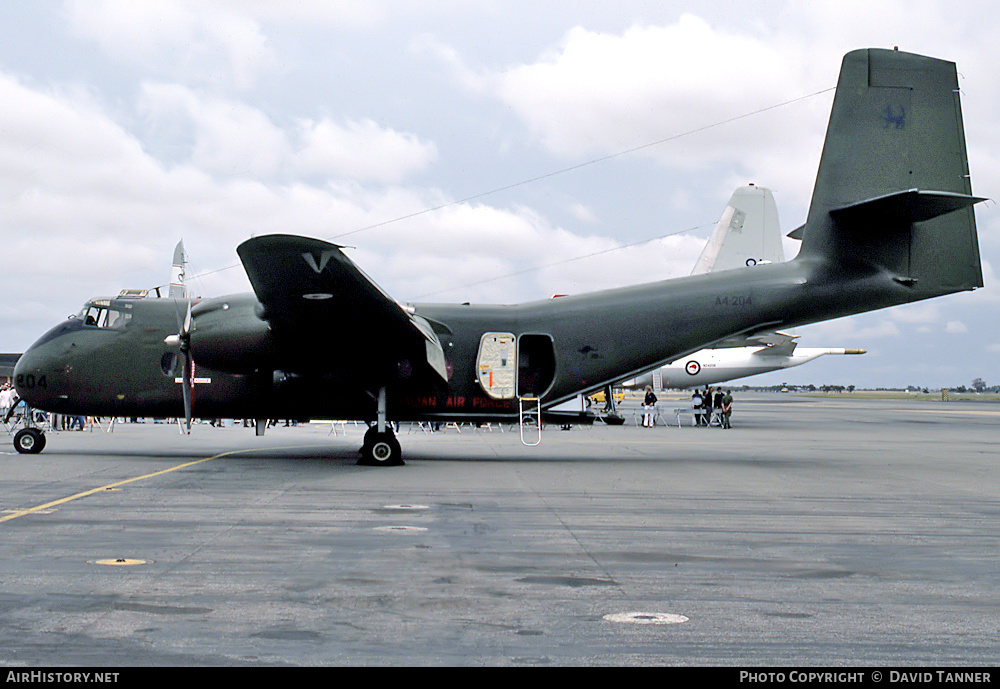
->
[15,374,47,389]
[715,295,752,306]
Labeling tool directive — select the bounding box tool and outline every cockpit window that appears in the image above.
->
[77,300,132,330]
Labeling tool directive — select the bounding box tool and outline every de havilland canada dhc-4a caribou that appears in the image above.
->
[11,49,986,464]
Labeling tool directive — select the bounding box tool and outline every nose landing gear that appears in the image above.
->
[13,427,46,454]
[6,401,47,454]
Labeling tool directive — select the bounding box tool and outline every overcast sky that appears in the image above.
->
[2,1,998,389]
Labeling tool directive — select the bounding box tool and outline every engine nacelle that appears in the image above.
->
[189,295,275,373]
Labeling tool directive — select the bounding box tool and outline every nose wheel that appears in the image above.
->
[13,427,46,454]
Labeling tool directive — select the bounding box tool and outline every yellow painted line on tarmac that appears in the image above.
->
[0,447,257,525]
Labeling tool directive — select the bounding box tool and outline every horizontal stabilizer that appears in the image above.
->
[830,189,985,226]
[753,341,797,356]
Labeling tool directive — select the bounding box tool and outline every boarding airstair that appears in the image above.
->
[518,396,541,446]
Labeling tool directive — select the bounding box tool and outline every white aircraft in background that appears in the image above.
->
[624,184,865,391]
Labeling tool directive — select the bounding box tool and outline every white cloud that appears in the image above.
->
[65,0,273,90]
[138,85,438,184]
[294,118,438,184]
[1,64,646,348]
[418,14,835,218]
[140,83,289,178]
[568,203,598,224]
[808,317,902,341]
[890,302,942,325]
[490,16,807,160]
[210,0,388,27]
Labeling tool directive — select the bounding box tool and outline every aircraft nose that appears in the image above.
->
[12,342,62,410]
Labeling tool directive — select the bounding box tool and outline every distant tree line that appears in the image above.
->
[742,378,998,393]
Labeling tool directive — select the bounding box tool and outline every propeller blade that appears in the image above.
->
[169,298,195,433]
[182,351,193,433]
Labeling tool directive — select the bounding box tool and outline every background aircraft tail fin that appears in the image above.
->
[169,240,187,299]
[798,48,984,294]
[691,184,783,275]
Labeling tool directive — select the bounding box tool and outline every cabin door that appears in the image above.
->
[516,334,556,398]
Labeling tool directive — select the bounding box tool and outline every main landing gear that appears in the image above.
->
[358,387,403,466]
[359,426,402,466]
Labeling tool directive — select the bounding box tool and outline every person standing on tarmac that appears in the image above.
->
[722,390,734,429]
[690,389,703,426]
[0,383,13,419]
[642,386,658,427]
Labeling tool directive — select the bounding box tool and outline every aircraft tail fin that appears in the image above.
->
[691,184,784,275]
[798,48,984,294]
[169,240,187,299]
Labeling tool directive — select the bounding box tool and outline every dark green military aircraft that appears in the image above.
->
[12,48,985,465]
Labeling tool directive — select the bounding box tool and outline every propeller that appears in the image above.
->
[165,299,194,433]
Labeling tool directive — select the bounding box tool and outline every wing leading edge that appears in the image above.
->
[236,234,447,382]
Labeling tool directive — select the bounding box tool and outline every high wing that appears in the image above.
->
[236,234,447,382]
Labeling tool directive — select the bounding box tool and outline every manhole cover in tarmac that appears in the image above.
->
[383,504,430,510]
[92,558,148,567]
[374,525,428,533]
[603,612,689,625]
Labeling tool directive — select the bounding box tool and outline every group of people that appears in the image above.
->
[640,384,734,428]
[691,386,733,429]
[1,383,18,422]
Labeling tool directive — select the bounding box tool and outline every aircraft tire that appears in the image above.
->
[359,431,403,466]
[13,428,46,454]
[360,425,378,454]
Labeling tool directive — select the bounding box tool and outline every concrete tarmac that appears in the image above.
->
[1,393,998,666]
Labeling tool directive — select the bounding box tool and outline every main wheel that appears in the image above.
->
[14,428,46,454]
[359,431,403,466]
